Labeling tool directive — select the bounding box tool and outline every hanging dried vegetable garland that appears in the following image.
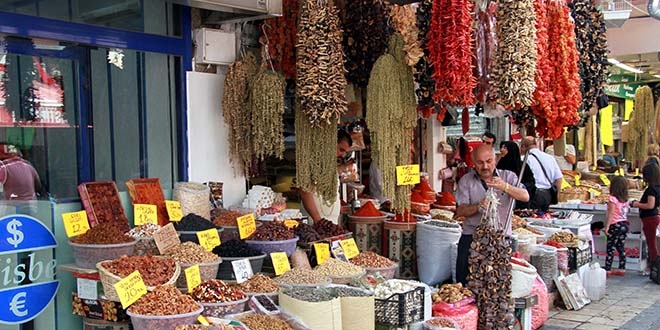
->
[542,1,581,138]
[366,34,417,211]
[297,0,348,126]
[428,0,476,111]
[491,0,537,109]
[530,0,552,131]
[413,0,435,118]
[263,0,298,79]
[628,86,655,167]
[390,4,423,67]
[474,1,498,108]
[343,0,391,88]
[568,0,609,127]
[249,67,285,161]
[221,53,259,175]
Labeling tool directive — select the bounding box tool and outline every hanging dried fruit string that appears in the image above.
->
[366,34,417,212]
[428,0,476,117]
[343,0,391,88]
[390,4,423,68]
[530,0,552,133]
[263,0,299,79]
[221,53,259,176]
[491,0,537,110]
[543,0,581,138]
[628,86,655,167]
[296,0,347,126]
[474,1,498,109]
[568,0,609,128]
[413,0,435,118]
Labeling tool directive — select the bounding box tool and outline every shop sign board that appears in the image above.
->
[0,214,59,324]
[604,75,641,99]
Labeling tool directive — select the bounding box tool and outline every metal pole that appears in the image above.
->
[504,150,529,231]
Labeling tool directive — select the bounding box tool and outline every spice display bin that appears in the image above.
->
[69,240,138,269]
[348,215,385,254]
[375,286,425,327]
[126,305,203,330]
[177,260,222,289]
[364,264,399,280]
[200,296,249,318]
[216,254,267,280]
[245,236,300,257]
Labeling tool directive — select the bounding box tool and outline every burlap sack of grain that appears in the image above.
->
[279,292,342,330]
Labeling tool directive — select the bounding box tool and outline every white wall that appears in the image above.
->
[607,17,660,56]
[186,71,247,207]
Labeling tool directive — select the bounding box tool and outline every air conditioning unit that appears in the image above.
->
[173,0,282,17]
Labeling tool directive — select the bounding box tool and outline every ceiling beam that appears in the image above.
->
[607,17,660,56]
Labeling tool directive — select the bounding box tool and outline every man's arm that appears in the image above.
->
[564,146,577,165]
[456,203,480,218]
[300,189,322,222]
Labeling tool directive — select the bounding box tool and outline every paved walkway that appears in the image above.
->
[540,270,660,330]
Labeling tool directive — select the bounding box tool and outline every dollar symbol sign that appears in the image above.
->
[6,219,24,248]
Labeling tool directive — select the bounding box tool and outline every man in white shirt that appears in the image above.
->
[545,144,576,170]
[521,136,563,211]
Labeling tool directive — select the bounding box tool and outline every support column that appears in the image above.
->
[425,118,447,192]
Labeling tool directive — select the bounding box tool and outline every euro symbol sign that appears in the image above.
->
[9,292,28,317]
[6,219,24,248]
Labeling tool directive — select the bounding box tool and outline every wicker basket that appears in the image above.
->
[558,190,589,203]
[96,258,181,302]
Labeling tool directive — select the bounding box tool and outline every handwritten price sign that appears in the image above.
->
[561,178,571,190]
[396,164,420,186]
[165,200,183,222]
[237,214,256,239]
[185,265,202,292]
[114,270,147,308]
[153,223,180,254]
[231,259,254,284]
[62,210,90,237]
[314,243,330,265]
[270,252,290,276]
[197,228,221,251]
[134,204,158,226]
[600,174,611,186]
[339,238,360,259]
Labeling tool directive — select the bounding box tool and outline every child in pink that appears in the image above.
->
[605,176,629,276]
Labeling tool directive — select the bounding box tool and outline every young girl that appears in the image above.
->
[630,163,660,275]
[605,176,630,276]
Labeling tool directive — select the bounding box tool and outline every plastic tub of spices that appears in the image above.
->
[68,240,138,269]
[245,236,299,257]
[176,259,223,290]
[127,305,203,330]
[364,263,399,280]
[200,295,249,318]
[216,254,267,281]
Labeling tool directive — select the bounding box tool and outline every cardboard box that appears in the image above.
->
[72,293,129,323]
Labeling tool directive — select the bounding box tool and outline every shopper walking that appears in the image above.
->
[520,136,563,212]
[604,176,630,276]
[630,163,660,275]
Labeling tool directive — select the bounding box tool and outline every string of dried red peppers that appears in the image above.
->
[263,0,298,79]
[531,0,553,133]
[427,0,476,119]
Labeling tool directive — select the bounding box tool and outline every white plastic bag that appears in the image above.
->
[416,221,462,286]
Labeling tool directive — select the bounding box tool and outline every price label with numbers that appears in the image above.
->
[237,214,256,239]
[314,243,330,265]
[396,164,421,186]
[153,223,181,254]
[588,188,602,197]
[197,228,221,251]
[114,270,147,308]
[165,200,183,222]
[62,210,90,237]
[185,264,202,292]
[574,175,580,186]
[561,178,571,190]
[339,238,360,259]
[284,219,299,229]
[231,259,254,284]
[331,241,348,262]
[270,252,290,275]
[600,174,611,186]
[134,204,158,226]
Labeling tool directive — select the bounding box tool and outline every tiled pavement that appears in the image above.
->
[540,270,660,329]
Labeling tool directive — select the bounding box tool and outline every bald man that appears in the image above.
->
[454,144,529,285]
[520,136,563,212]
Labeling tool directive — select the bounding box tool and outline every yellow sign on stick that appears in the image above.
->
[396,164,420,186]
[600,174,611,186]
[270,252,290,276]
[165,200,183,222]
[185,265,202,292]
[62,210,90,237]
[574,175,580,186]
[197,228,221,251]
[340,238,360,259]
[314,243,330,265]
[114,270,147,309]
[134,204,158,226]
[237,214,256,239]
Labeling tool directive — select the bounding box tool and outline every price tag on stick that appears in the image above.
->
[114,270,147,309]
[314,243,330,265]
[197,228,221,251]
[237,214,256,239]
[153,223,181,254]
[340,238,360,259]
[62,210,90,237]
[600,174,611,186]
[134,204,158,225]
[574,175,580,186]
[165,200,183,222]
[396,164,420,186]
[185,264,202,292]
[270,252,290,276]
[231,259,254,284]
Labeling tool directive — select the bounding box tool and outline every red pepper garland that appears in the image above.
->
[264,0,298,79]
[428,0,476,120]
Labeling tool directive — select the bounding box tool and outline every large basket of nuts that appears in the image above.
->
[97,255,180,302]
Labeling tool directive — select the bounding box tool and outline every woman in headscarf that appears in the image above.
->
[497,141,536,209]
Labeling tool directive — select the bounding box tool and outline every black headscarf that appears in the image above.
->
[497,141,536,209]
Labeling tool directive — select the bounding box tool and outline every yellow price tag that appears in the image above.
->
[574,175,580,186]
[270,252,291,276]
[198,316,210,326]
[339,238,360,259]
[185,264,202,292]
[197,228,221,251]
[62,210,90,237]
[237,214,256,239]
[396,164,421,186]
[134,204,158,226]
[561,178,571,190]
[314,243,330,265]
[600,174,611,186]
[636,168,639,176]
[619,168,625,176]
[165,200,183,222]
[114,270,147,309]
[588,188,602,196]
[284,219,299,229]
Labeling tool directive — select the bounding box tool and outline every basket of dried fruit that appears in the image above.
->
[96,255,180,302]
[127,285,203,330]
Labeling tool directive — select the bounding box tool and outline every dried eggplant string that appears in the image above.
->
[367,34,417,212]
[628,86,655,167]
[221,53,258,175]
[413,0,436,118]
[296,0,348,126]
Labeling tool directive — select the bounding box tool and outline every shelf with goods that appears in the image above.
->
[592,231,648,271]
